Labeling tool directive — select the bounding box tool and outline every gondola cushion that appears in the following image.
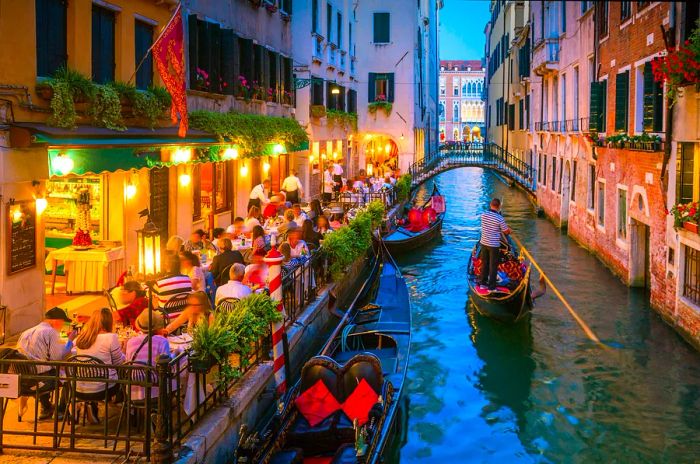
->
[422,207,437,225]
[287,413,338,454]
[295,379,342,427]
[340,379,379,426]
[330,444,357,464]
[269,448,304,464]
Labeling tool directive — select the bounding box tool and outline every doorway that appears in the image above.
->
[629,219,651,289]
[560,161,571,229]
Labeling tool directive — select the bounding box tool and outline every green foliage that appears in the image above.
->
[368,101,393,116]
[326,110,357,131]
[108,81,138,103]
[189,110,309,156]
[52,66,96,102]
[48,80,77,129]
[395,174,412,202]
[604,132,662,148]
[134,86,172,129]
[310,105,327,118]
[89,84,125,131]
[322,201,385,280]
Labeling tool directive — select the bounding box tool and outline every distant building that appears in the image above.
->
[439,60,485,143]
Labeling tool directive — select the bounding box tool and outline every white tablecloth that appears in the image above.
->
[45,246,125,294]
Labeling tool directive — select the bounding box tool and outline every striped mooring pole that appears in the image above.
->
[264,247,288,395]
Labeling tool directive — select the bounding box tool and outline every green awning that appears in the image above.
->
[47,148,161,176]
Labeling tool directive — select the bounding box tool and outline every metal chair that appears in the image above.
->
[216,297,240,313]
[162,292,190,320]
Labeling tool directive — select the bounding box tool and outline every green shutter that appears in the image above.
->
[387,73,395,102]
[601,79,607,132]
[209,22,221,93]
[368,73,376,102]
[220,29,235,95]
[589,81,602,131]
[373,13,390,43]
[614,71,629,132]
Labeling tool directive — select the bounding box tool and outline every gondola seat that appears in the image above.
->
[330,444,358,464]
[269,447,303,464]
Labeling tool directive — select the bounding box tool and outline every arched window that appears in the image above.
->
[467,82,473,95]
[462,80,467,96]
[453,101,459,122]
[439,101,445,121]
[461,102,468,122]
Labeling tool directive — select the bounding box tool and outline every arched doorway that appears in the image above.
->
[471,126,482,142]
[365,136,399,177]
[462,125,471,141]
[560,160,571,228]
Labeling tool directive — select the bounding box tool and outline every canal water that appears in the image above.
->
[393,168,700,463]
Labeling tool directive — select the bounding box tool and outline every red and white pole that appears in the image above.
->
[264,247,287,395]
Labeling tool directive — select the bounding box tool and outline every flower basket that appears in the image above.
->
[684,221,699,234]
[368,101,393,116]
[310,105,327,119]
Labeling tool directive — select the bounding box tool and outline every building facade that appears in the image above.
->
[355,0,441,175]
[439,60,485,143]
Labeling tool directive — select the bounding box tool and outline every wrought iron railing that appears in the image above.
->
[282,251,329,323]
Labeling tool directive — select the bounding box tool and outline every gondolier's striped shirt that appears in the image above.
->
[480,209,509,247]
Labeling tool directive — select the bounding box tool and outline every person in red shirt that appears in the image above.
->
[114,281,148,329]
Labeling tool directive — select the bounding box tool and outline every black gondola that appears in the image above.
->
[381,184,445,254]
[236,242,411,463]
[467,241,532,323]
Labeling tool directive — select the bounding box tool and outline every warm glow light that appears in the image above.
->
[240,164,249,176]
[321,153,327,160]
[10,206,22,223]
[36,198,48,215]
[223,147,239,160]
[400,133,405,140]
[179,173,191,186]
[332,152,338,160]
[309,155,315,163]
[138,233,161,277]
[263,162,271,173]
[51,154,74,176]
[366,164,374,176]
[273,144,284,155]
[384,143,391,154]
[331,87,340,95]
[125,184,137,200]
[172,148,192,164]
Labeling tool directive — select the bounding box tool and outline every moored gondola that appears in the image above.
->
[236,242,411,463]
[382,184,445,254]
[467,241,532,323]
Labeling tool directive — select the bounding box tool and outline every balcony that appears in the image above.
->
[339,52,346,74]
[532,37,560,76]
[312,36,323,63]
[327,46,337,70]
[350,56,356,76]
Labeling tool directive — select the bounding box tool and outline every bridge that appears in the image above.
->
[408,143,537,195]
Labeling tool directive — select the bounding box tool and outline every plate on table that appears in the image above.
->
[71,246,91,251]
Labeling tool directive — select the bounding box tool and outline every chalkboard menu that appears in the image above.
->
[7,200,36,275]
[149,167,170,247]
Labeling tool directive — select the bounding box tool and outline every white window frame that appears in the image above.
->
[616,184,629,246]
[596,178,606,230]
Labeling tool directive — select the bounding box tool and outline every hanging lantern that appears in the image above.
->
[223,147,239,160]
[136,216,162,279]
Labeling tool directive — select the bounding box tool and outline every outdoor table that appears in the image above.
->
[45,246,126,294]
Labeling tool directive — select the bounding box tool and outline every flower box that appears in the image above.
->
[36,83,54,101]
[684,221,699,234]
[310,105,327,119]
[187,89,227,100]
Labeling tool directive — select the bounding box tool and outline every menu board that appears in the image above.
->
[7,200,36,275]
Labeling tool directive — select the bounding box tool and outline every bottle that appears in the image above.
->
[125,265,134,282]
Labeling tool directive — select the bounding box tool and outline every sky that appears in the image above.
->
[439,0,490,61]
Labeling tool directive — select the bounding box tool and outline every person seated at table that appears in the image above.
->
[16,307,76,420]
[162,291,214,335]
[277,209,298,242]
[166,235,184,255]
[209,238,245,286]
[243,248,269,290]
[329,208,344,229]
[125,310,170,401]
[211,228,226,253]
[226,217,246,238]
[184,229,214,253]
[263,194,283,219]
[382,177,393,190]
[286,229,310,258]
[340,179,354,194]
[114,281,148,329]
[74,307,125,423]
[251,225,267,253]
[179,251,205,292]
[308,199,323,223]
[154,255,193,309]
[245,206,262,232]
[215,263,252,305]
[293,203,308,227]
[278,242,292,264]
[301,219,322,250]
[316,215,333,234]
[353,176,366,191]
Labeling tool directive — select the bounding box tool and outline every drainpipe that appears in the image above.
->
[660,2,676,195]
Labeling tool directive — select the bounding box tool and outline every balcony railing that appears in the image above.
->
[327,47,337,69]
[545,38,560,62]
[339,53,346,73]
[312,37,323,62]
[532,37,560,75]
[350,57,356,76]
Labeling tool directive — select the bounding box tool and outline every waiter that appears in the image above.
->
[281,170,304,204]
[248,179,271,211]
[323,165,335,203]
[332,160,344,194]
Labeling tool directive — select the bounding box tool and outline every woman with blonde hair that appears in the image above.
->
[162,291,214,335]
[245,205,262,232]
[74,308,126,422]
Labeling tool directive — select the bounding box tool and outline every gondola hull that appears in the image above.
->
[382,216,444,254]
[467,272,532,323]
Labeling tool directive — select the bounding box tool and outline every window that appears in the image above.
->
[561,74,567,124]
[349,21,354,55]
[641,62,664,132]
[280,0,292,15]
[587,164,596,210]
[589,79,607,132]
[615,71,629,132]
[453,84,459,97]
[543,155,548,186]
[543,78,549,123]
[620,1,632,22]
[312,0,319,33]
[92,5,116,84]
[188,16,227,93]
[558,158,563,193]
[36,0,67,77]
[439,100,445,121]
[597,180,605,226]
[373,12,390,43]
[637,1,651,10]
[327,4,333,42]
[525,94,530,129]
[677,143,695,204]
[134,20,154,89]
[368,73,394,102]
[508,104,515,131]
[518,99,524,130]
[598,1,609,38]
[683,245,700,306]
[573,66,580,122]
[552,76,559,124]
[337,12,342,48]
[552,156,557,190]
[453,101,459,122]
[440,77,446,96]
[538,153,543,183]
[268,50,279,103]
[347,89,357,113]
[617,188,628,239]
[311,77,324,106]
[192,162,232,220]
[571,160,577,201]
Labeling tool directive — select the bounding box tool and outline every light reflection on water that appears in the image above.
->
[392,168,700,463]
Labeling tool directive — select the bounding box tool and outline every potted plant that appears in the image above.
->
[133,86,172,129]
[88,84,125,131]
[671,201,700,232]
[310,104,327,119]
[651,19,700,102]
[193,67,211,92]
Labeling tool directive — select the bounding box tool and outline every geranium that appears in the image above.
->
[375,94,387,102]
[671,201,700,227]
[652,19,700,102]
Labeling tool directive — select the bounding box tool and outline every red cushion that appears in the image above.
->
[295,379,341,427]
[422,207,437,225]
[304,458,333,464]
[340,378,379,426]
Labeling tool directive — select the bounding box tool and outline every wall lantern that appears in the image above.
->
[223,147,239,160]
[172,148,192,164]
[179,173,191,187]
[331,87,340,95]
[332,152,338,160]
[273,143,285,155]
[263,162,271,173]
[240,164,249,177]
[35,197,48,215]
[384,143,391,154]
[136,213,162,279]
[51,153,74,176]
[125,184,137,200]
[321,153,327,160]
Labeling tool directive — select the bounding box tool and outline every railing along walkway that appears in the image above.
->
[410,143,537,195]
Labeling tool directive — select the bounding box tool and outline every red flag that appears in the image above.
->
[152,4,188,137]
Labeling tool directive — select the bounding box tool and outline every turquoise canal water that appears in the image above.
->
[392,168,700,463]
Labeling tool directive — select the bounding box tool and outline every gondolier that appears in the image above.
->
[248,179,271,211]
[479,198,511,292]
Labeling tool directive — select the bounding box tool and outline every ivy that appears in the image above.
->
[89,84,125,131]
[189,110,309,157]
[134,87,172,129]
[48,80,77,129]
[326,110,357,131]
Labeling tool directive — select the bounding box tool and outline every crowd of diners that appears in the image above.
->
[11,169,390,423]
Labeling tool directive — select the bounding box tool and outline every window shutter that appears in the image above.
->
[135,21,154,89]
[373,13,390,43]
[614,71,629,132]
[368,73,376,102]
[652,71,664,132]
[188,15,199,86]
[261,47,270,91]
[642,62,654,131]
[589,81,602,131]
[209,22,222,93]
[239,37,253,81]
[387,73,395,102]
[220,29,236,95]
[37,0,68,77]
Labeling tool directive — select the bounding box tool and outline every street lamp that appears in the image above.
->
[136,212,162,279]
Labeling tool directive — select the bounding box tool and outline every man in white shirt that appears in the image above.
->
[248,179,271,211]
[323,166,335,202]
[215,263,252,304]
[281,170,304,204]
[292,203,308,227]
[332,161,344,194]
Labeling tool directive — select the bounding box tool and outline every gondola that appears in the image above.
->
[381,184,445,254]
[467,240,532,323]
[236,241,411,464]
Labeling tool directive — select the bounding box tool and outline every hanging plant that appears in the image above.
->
[89,84,125,131]
[368,101,393,116]
[47,80,77,129]
[326,110,358,131]
[52,66,96,103]
[652,19,700,102]
[108,81,138,106]
[310,105,327,119]
[134,86,172,129]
